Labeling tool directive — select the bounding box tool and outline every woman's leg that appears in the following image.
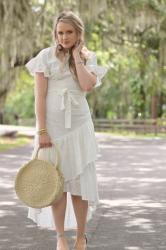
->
[71,194,88,247]
[51,192,69,249]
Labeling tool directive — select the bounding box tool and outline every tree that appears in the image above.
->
[1,0,166,124]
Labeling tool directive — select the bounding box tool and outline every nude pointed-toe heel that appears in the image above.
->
[56,233,69,250]
[73,234,88,250]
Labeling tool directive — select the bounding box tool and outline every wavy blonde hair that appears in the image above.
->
[53,11,89,81]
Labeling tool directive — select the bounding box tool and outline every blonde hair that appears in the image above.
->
[53,11,89,81]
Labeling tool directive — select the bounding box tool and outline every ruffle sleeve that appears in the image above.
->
[25,48,50,77]
[85,52,108,88]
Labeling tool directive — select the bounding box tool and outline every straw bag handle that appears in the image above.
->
[34,143,61,169]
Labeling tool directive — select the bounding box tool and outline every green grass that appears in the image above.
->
[0,136,32,151]
[96,129,166,138]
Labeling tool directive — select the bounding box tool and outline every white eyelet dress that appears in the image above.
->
[25,46,107,230]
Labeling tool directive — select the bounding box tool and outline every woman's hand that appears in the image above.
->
[39,133,52,148]
[72,40,84,58]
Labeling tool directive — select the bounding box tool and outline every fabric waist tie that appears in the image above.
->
[52,88,85,129]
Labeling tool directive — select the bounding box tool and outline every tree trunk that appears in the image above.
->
[158,92,163,117]
[151,94,158,119]
[0,93,7,124]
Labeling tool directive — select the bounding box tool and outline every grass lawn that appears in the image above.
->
[0,136,32,151]
[96,130,166,139]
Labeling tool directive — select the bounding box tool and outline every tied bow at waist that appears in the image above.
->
[55,88,85,129]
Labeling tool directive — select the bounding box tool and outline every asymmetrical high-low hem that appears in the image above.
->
[25,46,107,230]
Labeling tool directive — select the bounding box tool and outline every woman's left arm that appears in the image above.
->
[73,43,97,92]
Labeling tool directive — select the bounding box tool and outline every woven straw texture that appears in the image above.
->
[15,146,64,208]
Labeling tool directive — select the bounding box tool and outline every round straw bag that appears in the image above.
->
[14,144,64,208]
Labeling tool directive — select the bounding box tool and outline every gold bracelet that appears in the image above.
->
[38,129,47,132]
[38,131,48,135]
[38,128,47,135]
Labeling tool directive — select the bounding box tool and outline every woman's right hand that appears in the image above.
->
[39,133,52,148]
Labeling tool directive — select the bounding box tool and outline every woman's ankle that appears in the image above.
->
[57,232,65,238]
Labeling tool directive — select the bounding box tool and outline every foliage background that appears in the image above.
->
[0,0,166,125]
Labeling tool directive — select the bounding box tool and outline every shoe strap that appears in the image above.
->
[85,234,87,244]
[77,233,86,237]
[76,233,87,242]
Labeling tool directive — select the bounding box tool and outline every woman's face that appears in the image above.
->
[56,21,78,50]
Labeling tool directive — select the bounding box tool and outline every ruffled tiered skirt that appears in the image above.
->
[28,119,100,230]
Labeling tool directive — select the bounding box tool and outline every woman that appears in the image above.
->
[26,11,107,250]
